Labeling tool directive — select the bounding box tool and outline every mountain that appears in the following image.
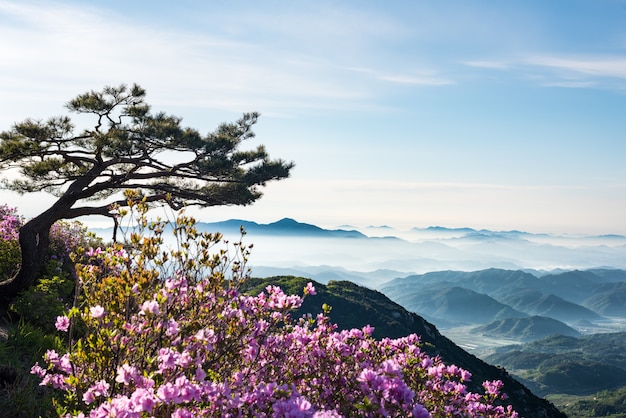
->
[473,316,580,342]
[241,276,566,417]
[581,282,626,317]
[89,219,626,276]
[538,270,608,303]
[196,218,366,238]
[388,283,527,326]
[380,268,624,329]
[534,271,626,316]
[489,288,603,323]
[382,268,543,296]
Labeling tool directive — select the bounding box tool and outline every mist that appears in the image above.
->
[99,223,626,289]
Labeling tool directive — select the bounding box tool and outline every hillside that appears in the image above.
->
[380,268,626,334]
[489,288,602,323]
[242,276,566,418]
[390,283,527,326]
[485,333,626,396]
[473,316,580,342]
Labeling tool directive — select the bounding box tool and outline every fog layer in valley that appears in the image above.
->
[93,219,626,288]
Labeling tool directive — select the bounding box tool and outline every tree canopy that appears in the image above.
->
[0,83,293,298]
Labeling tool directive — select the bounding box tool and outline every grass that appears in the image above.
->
[0,317,60,417]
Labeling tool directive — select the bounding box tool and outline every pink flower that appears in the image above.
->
[362,324,375,335]
[304,282,316,296]
[115,363,138,385]
[157,348,178,371]
[30,363,46,378]
[58,354,72,374]
[90,305,105,319]
[412,404,431,418]
[165,319,180,336]
[130,387,157,412]
[140,300,160,315]
[483,380,504,396]
[43,349,59,364]
[55,316,70,332]
[86,247,103,257]
[83,380,110,404]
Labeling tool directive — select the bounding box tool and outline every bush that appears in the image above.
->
[31,199,518,417]
[9,275,75,333]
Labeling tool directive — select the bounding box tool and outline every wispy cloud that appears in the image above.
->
[527,55,626,79]
[0,0,468,124]
[462,53,626,89]
[462,60,510,70]
[342,66,455,86]
[0,3,350,117]
[378,74,454,86]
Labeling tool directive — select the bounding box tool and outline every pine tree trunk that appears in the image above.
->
[0,207,61,301]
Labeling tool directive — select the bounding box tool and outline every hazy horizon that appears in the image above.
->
[89,218,626,287]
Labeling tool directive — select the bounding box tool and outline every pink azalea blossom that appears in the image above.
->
[55,316,70,332]
[140,300,160,315]
[304,282,316,296]
[90,305,105,319]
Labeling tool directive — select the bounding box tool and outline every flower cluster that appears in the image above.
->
[0,205,22,281]
[32,204,518,417]
[0,204,22,241]
[49,220,101,265]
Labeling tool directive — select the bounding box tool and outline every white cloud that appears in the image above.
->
[0,0,462,124]
[527,55,626,79]
[378,74,455,86]
[462,60,510,70]
[462,53,626,88]
[0,2,356,117]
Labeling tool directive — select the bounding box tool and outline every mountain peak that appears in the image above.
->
[195,218,366,239]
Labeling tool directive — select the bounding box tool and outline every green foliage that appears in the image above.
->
[0,207,109,415]
[3,211,105,331]
[10,275,74,333]
[0,239,20,281]
[549,387,626,417]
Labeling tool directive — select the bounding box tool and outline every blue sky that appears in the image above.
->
[1,0,626,234]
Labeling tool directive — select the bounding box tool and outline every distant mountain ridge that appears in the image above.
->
[380,268,626,334]
[89,218,626,274]
[389,282,528,326]
[117,216,626,241]
[196,218,366,238]
[474,316,580,341]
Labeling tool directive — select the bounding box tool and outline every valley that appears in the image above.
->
[439,325,523,356]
